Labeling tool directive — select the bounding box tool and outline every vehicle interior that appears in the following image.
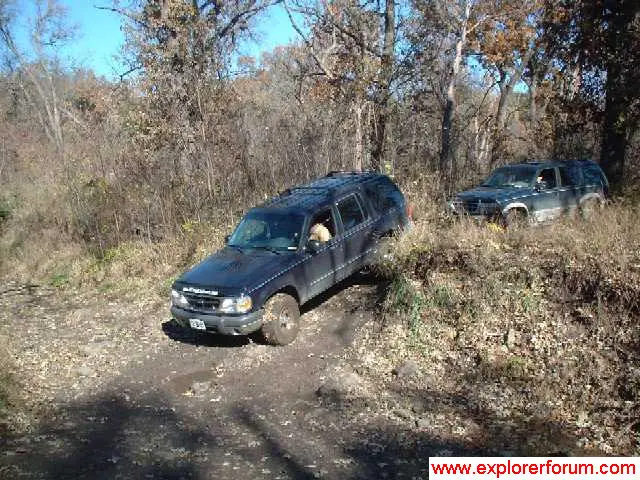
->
[308,208,336,243]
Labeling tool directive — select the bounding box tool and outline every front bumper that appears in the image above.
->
[458,212,494,222]
[171,306,263,335]
[449,203,503,222]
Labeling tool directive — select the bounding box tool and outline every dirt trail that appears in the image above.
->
[0,277,447,479]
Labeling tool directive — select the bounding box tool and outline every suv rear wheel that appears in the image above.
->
[372,231,396,264]
[579,197,602,220]
[260,293,300,346]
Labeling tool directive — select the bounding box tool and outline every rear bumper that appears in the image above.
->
[170,306,263,335]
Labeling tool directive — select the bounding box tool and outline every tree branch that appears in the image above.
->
[217,0,282,40]
[93,4,148,29]
[118,64,143,82]
[283,0,335,80]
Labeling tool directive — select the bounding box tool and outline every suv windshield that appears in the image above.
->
[482,166,536,189]
[229,211,304,251]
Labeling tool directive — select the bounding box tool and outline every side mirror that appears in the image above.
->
[535,180,548,192]
[306,239,321,253]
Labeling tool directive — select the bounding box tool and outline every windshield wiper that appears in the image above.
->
[252,246,281,254]
[227,244,245,253]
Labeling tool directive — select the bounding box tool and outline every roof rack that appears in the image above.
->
[326,170,376,177]
[279,186,329,197]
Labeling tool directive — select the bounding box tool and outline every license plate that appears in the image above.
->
[189,318,206,330]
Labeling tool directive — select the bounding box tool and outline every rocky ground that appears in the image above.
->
[0,275,462,480]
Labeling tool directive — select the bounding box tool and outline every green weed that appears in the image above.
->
[49,272,70,288]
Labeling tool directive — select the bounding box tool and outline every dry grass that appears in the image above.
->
[0,212,235,300]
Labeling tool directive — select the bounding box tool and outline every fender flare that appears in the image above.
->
[501,202,529,216]
[260,283,301,308]
[578,192,604,205]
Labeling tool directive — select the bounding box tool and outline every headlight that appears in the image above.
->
[219,295,253,314]
[447,198,462,213]
[171,289,189,308]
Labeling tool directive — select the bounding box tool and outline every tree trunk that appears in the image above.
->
[495,49,533,131]
[600,91,628,190]
[370,0,395,172]
[354,100,364,171]
[599,0,637,191]
[528,77,537,125]
[439,0,471,191]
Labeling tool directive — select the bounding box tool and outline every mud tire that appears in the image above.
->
[260,293,300,346]
[579,198,602,220]
[503,209,527,229]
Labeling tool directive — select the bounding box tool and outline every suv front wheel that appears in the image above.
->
[260,293,301,346]
[503,208,527,229]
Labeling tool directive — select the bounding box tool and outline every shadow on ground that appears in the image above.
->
[1,393,213,479]
[0,391,467,480]
[161,320,253,347]
[0,366,584,480]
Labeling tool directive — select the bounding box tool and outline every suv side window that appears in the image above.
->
[538,168,557,189]
[559,166,581,187]
[337,194,365,231]
[308,208,337,242]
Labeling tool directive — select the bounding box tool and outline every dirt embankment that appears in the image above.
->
[364,211,640,456]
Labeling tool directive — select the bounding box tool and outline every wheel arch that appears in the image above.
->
[502,202,529,216]
[579,192,604,205]
[267,285,300,306]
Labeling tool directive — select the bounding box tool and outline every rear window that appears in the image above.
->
[583,164,606,186]
[364,179,403,214]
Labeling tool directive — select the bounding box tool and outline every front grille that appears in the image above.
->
[183,293,221,313]
[453,199,481,214]
[463,200,481,213]
[455,199,497,216]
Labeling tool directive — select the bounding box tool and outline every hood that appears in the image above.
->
[174,247,297,295]
[456,186,533,205]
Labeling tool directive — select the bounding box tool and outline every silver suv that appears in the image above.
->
[449,160,609,226]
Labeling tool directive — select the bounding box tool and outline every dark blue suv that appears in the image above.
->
[449,160,609,226]
[170,172,410,345]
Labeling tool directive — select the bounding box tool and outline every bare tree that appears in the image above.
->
[437,0,473,189]
[285,0,399,172]
[370,0,396,172]
[0,0,76,157]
